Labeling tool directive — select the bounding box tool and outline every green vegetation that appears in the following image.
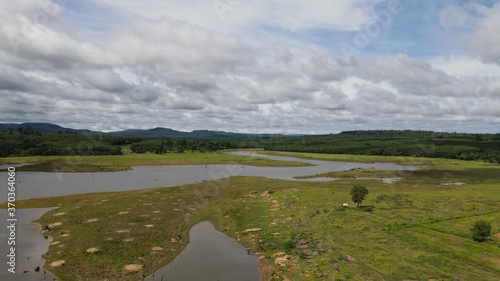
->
[6,153,498,281]
[350,185,369,207]
[262,130,500,163]
[0,151,309,172]
[471,220,492,242]
[3,127,499,164]
[0,128,125,157]
[0,126,237,157]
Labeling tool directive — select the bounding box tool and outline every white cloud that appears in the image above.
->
[1,0,499,134]
[98,0,383,33]
[466,3,500,63]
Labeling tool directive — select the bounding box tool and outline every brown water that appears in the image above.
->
[144,221,260,281]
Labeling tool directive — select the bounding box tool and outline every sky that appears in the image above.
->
[0,0,499,134]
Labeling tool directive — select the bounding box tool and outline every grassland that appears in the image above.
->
[6,152,500,281]
[0,151,310,172]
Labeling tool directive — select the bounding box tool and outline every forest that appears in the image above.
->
[261,130,500,163]
[1,126,499,163]
[0,126,233,157]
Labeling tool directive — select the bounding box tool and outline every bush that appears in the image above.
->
[471,220,491,242]
[283,240,296,254]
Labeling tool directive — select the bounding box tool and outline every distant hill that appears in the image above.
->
[0,123,281,139]
[108,127,281,139]
[0,122,95,134]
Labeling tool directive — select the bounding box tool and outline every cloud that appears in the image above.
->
[98,0,383,32]
[467,3,500,63]
[0,0,499,134]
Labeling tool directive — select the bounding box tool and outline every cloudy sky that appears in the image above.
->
[1,0,499,134]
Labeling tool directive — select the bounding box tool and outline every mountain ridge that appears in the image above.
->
[0,123,282,139]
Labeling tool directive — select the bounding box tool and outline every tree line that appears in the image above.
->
[261,131,500,163]
[2,127,499,163]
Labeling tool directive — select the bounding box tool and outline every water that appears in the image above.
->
[0,152,418,203]
[144,221,260,281]
[0,151,419,280]
[0,208,57,281]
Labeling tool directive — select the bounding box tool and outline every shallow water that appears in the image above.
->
[0,208,57,281]
[0,152,418,202]
[144,221,260,281]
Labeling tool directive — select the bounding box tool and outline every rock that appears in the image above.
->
[295,239,319,258]
[274,255,292,267]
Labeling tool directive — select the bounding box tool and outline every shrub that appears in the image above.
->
[471,220,491,242]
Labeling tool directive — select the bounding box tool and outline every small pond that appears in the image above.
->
[144,221,260,281]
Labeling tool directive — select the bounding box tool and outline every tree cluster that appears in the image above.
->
[130,139,232,154]
[262,131,500,163]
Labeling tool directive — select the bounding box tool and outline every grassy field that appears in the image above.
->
[257,150,463,165]
[6,152,500,281]
[0,151,310,172]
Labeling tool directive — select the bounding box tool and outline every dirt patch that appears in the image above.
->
[123,264,143,273]
[295,239,318,258]
[50,241,60,246]
[60,233,70,237]
[48,222,63,228]
[242,228,262,234]
[53,212,66,217]
[152,210,161,214]
[50,260,65,267]
[122,238,135,242]
[116,229,129,233]
[86,247,99,253]
[151,246,164,251]
[86,219,98,223]
[493,232,500,241]
[144,224,154,228]
[118,211,129,215]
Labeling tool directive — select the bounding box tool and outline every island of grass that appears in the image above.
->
[0,150,312,173]
[4,152,500,280]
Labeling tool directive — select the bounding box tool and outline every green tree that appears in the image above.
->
[471,220,491,242]
[350,185,369,207]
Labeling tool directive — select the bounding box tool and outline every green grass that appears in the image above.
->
[0,151,310,172]
[5,152,500,280]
